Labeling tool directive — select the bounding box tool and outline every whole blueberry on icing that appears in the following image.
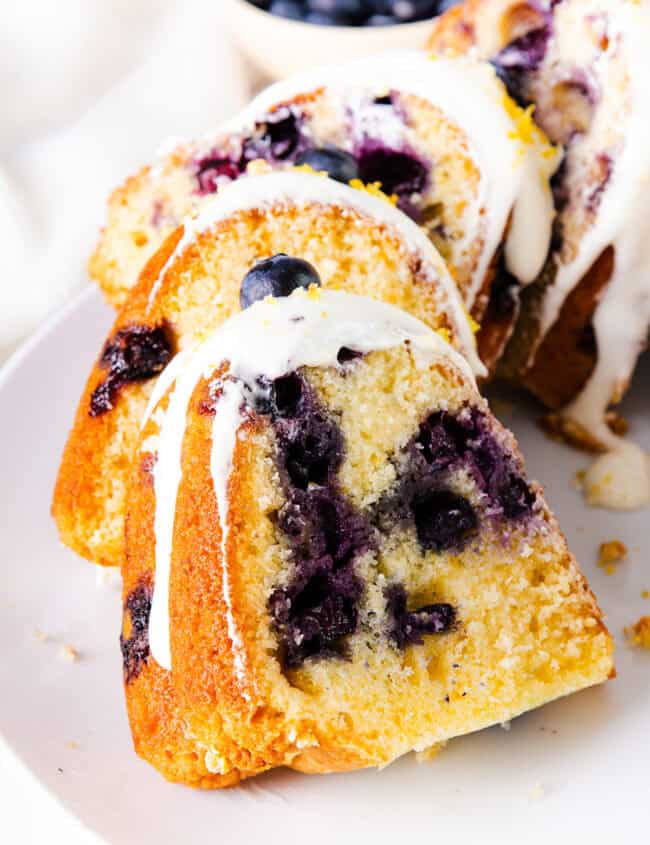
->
[240,254,321,308]
[412,489,478,552]
[295,146,360,184]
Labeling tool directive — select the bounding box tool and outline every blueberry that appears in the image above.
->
[337,346,363,365]
[304,10,356,24]
[367,14,397,25]
[307,0,368,21]
[240,254,321,308]
[435,0,462,12]
[247,0,272,8]
[295,145,359,183]
[195,155,242,195]
[357,147,428,199]
[271,373,303,417]
[269,0,304,19]
[120,581,153,683]
[499,474,536,519]
[90,326,172,417]
[389,0,438,22]
[412,490,478,552]
[385,583,455,649]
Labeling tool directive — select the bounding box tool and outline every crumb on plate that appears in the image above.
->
[598,539,627,575]
[625,616,650,649]
[60,644,80,662]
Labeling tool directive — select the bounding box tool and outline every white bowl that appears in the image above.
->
[225,0,434,80]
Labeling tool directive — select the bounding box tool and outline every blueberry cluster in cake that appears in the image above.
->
[194,99,430,218]
[234,256,538,670]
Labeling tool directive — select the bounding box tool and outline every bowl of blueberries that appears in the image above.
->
[227,0,460,79]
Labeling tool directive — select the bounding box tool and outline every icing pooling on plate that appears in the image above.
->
[533,1,650,456]
[237,50,561,306]
[141,288,476,674]
[145,169,485,377]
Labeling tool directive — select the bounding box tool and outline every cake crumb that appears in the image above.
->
[60,644,80,662]
[33,628,49,642]
[625,616,650,649]
[65,740,79,750]
[528,783,545,801]
[415,742,446,763]
[598,540,627,575]
[641,590,650,600]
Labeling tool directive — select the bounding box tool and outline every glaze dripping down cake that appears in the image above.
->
[120,283,613,786]
[52,171,482,568]
[428,0,650,454]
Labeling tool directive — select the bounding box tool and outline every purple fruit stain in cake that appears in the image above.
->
[195,154,243,195]
[356,142,429,212]
[258,373,344,489]
[337,346,363,365]
[90,325,172,417]
[414,406,537,521]
[121,580,152,683]
[257,372,371,667]
[412,490,478,552]
[241,106,308,164]
[385,583,455,649]
[378,406,537,551]
[492,18,551,108]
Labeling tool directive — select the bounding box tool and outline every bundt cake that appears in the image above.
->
[53,170,482,568]
[428,0,650,453]
[121,280,613,786]
[89,49,560,366]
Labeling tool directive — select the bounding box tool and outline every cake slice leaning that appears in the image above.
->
[428,0,650,455]
[52,170,482,568]
[90,49,560,375]
[121,282,613,786]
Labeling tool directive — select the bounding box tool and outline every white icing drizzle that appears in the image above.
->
[145,169,485,377]
[143,288,475,674]
[533,1,650,458]
[583,443,650,511]
[239,50,561,306]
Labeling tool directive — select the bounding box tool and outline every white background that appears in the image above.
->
[0,0,251,362]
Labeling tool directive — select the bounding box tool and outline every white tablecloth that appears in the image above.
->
[0,0,252,362]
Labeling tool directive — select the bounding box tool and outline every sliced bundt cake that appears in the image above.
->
[429,0,650,453]
[90,49,559,364]
[53,171,482,568]
[121,280,613,786]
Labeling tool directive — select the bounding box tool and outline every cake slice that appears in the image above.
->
[90,49,559,367]
[428,0,650,453]
[120,277,613,786]
[53,170,482,568]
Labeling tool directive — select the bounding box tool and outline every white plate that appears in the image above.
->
[1,288,649,844]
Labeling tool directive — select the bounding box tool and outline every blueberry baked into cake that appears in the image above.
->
[120,275,612,786]
[90,48,559,355]
[53,171,481,568]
